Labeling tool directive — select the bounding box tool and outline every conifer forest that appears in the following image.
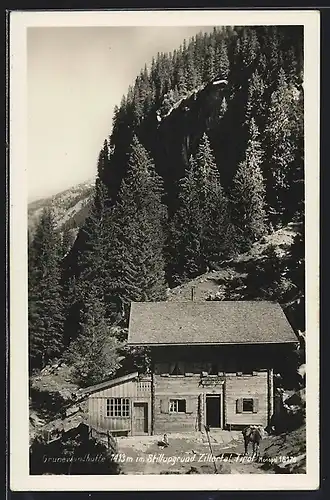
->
[28,25,305,388]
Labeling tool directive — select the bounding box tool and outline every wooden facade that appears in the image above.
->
[83,301,298,436]
[151,345,273,433]
[83,373,152,436]
[83,352,275,435]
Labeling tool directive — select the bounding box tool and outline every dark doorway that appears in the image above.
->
[206,395,221,428]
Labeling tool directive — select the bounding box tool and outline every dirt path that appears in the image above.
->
[113,424,306,475]
[114,430,272,475]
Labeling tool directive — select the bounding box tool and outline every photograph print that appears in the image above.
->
[9,9,320,491]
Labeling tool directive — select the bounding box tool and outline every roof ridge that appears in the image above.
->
[78,371,139,395]
[128,300,297,346]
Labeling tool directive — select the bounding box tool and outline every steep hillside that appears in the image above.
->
[168,222,301,302]
[28,179,94,238]
[31,222,304,401]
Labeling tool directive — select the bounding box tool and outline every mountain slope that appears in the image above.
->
[168,222,300,301]
[168,221,304,336]
[28,180,95,238]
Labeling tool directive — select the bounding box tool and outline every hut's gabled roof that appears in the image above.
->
[78,372,139,396]
[127,301,298,346]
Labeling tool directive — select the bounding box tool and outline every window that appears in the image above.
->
[106,398,130,417]
[138,381,150,391]
[242,398,254,413]
[169,399,186,413]
[236,398,258,414]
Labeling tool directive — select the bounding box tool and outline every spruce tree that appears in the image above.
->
[77,178,111,294]
[215,39,230,79]
[230,119,267,251]
[76,143,113,313]
[28,208,64,370]
[168,155,205,283]
[64,292,121,387]
[177,66,188,96]
[185,46,199,91]
[219,96,228,116]
[263,68,303,224]
[195,133,234,263]
[194,132,220,198]
[107,136,168,314]
[63,144,114,344]
[245,70,266,124]
[61,226,75,258]
[241,28,260,68]
[203,45,216,82]
[168,134,236,283]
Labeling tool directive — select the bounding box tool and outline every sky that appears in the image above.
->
[27,26,215,202]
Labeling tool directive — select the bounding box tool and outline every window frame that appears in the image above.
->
[169,398,186,414]
[242,398,254,413]
[106,397,130,418]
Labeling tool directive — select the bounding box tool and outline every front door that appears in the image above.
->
[206,395,221,428]
[133,402,148,435]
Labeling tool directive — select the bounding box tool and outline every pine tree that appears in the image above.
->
[262,26,283,84]
[215,39,230,79]
[194,133,220,198]
[219,96,228,116]
[186,46,199,91]
[203,45,216,82]
[177,66,187,96]
[241,28,259,68]
[76,149,113,310]
[107,136,168,314]
[195,133,233,263]
[283,46,298,84]
[230,119,267,251]
[263,68,303,224]
[29,208,64,370]
[61,226,75,258]
[64,292,121,387]
[63,144,114,344]
[245,69,266,124]
[168,155,205,283]
[168,134,236,283]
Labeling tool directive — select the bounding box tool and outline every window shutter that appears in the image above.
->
[236,398,243,413]
[253,398,259,413]
[99,399,104,418]
[185,398,194,414]
[160,399,169,414]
